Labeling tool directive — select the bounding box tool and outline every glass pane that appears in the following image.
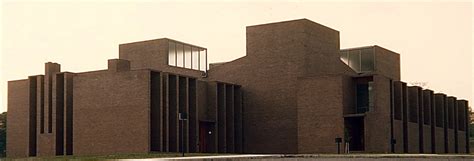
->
[360,49,374,72]
[176,43,184,67]
[348,50,360,72]
[192,48,199,70]
[184,45,192,68]
[356,83,369,113]
[340,51,348,64]
[168,42,176,66]
[368,82,374,111]
[199,49,207,71]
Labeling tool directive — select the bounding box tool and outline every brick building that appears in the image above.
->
[7,19,470,157]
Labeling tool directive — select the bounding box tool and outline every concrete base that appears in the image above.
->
[154,154,474,161]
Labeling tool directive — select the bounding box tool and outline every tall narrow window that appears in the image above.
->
[423,91,431,125]
[394,83,402,120]
[360,49,374,72]
[176,44,184,67]
[169,42,176,66]
[435,96,444,127]
[348,50,361,72]
[356,83,369,113]
[368,82,374,110]
[458,102,466,131]
[448,99,454,129]
[184,45,192,68]
[199,49,207,71]
[340,51,349,64]
[192,48,199,70]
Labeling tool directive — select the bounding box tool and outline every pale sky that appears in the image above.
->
[1,1,473,112]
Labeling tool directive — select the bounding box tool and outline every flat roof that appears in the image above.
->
[119,38,207,50]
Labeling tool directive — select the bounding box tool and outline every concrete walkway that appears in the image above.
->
[118,154,474,161]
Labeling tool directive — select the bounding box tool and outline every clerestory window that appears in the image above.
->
[168,40,207,71]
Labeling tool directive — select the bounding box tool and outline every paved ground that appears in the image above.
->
[119,154,474,161]
[4,154,474,160]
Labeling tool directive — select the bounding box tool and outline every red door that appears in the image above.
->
[199,121,214,152]
[199,122,207,152]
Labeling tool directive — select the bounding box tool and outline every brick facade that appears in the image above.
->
[7,19,470,158]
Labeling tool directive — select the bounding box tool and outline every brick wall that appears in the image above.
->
[72,69,150,155]
[6,80,30,158]
[296,76,345,153]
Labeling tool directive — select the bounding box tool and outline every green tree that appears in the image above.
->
[0,112,6,157]
[470,123,474,138]
[470,108,474,138]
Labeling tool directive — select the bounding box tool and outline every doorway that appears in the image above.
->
[199,121,215,152]
[344,116,365,151]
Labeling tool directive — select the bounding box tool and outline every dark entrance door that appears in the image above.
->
[344,116,365,151]
[199,121,215,152]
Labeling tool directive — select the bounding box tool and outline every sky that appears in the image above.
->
[1,1,473,112]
